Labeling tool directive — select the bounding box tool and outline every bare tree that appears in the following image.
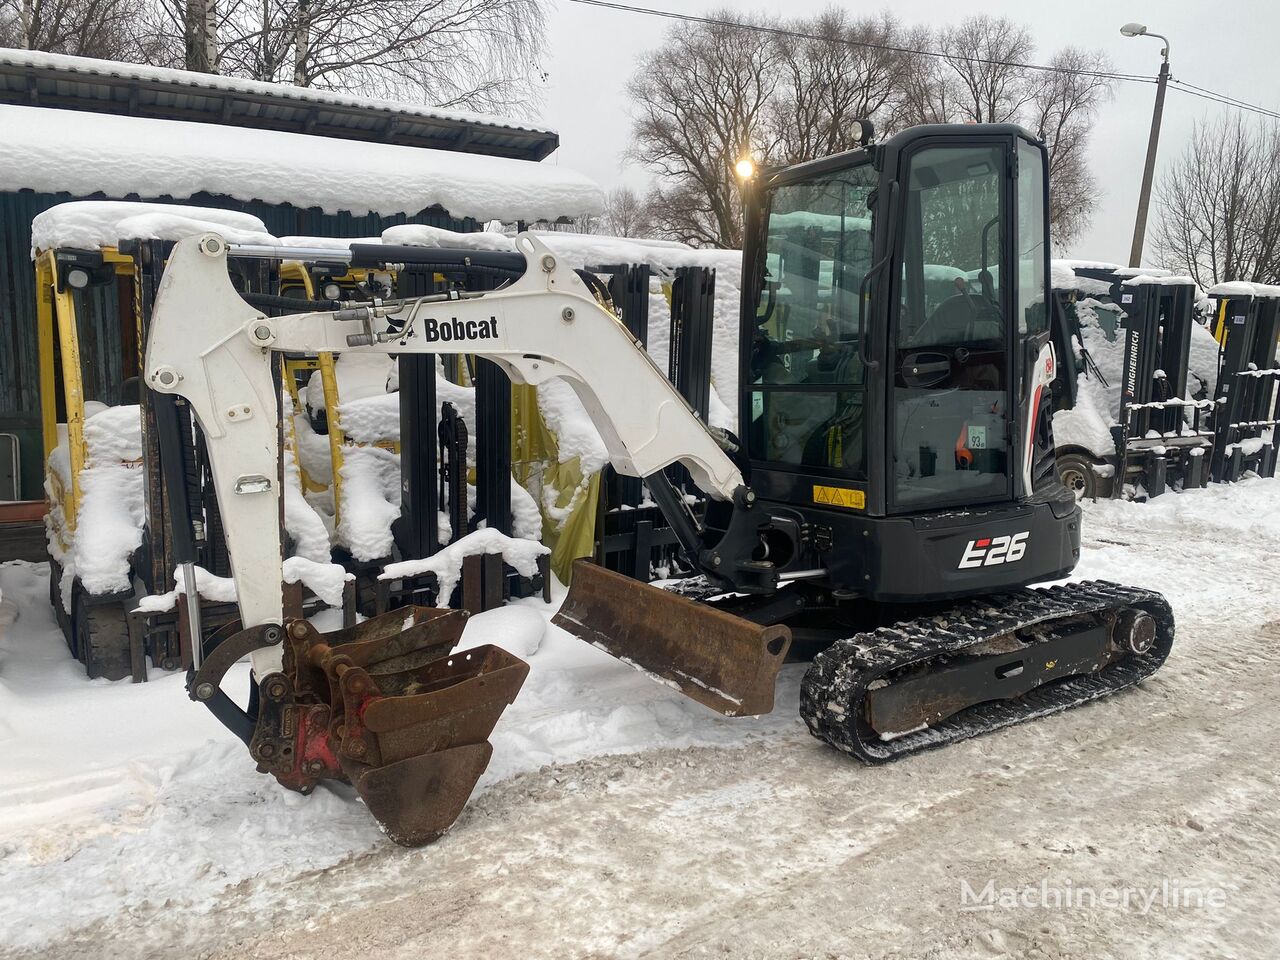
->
[598,186,651,238]
[54,0,548,110]
[938,15,1035,123]
[1155,115,1280,286]
[627,9,1113,248]
[764,10,913,163]
[627,9,783,248]
[0,0,142,58]
[897,23,954,126]
[1023,47,1115,246]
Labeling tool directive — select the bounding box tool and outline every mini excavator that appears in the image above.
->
[144,123,1174,844]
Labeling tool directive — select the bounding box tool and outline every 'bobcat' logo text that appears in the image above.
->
[421,316,499,342]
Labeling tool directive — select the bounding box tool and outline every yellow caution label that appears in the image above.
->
[812,484,866,510]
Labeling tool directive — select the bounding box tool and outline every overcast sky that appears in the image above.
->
[533,0,1280,264]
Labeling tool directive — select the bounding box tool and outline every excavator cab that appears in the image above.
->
[734,124,1072,602]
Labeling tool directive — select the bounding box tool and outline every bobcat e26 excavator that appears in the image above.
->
[143,123,1174,845]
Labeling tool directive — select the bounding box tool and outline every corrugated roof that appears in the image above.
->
[0,50,559,161]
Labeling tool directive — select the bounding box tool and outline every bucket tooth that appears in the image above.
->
[245,610,529,846]
[552,559,791,716]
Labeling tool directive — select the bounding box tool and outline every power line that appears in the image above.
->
[568,0,1280,121]
[1167,79,1280,122]
[567,0,1153,83]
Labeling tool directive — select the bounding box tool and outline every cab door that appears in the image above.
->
[887,139,1015,512]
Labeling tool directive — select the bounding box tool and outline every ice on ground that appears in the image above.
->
[3,104,603,225]
[31,200,277,254]
[3,477,1280,951]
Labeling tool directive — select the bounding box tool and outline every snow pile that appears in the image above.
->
[282,440,332,563]
[1053,299,1127,458]
[46,405,146,603]
[381,223,516,251]
[290,412,334,487]
[325,358,544,558]
[509,476,544,541]
[1051,260,1114,298]
[2,105,603,224]
[1186,321,1222,398]
[535,378,610,475]
[134,564,238,612]
[337,393,400,444]
[337,445,402,562]
[1054,258,1171,279]
[282,556,352,608]
[278,235,381,249]
[380,528,549,605]
[135,557,351,612]
[31,201,277,254]
[1052,266,1224,460]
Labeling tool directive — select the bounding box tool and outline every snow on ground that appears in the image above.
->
[2,478,1279,958]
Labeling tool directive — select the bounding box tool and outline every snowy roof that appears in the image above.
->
[1055,259,1172,278]
[1208,280,1280,299]
[0,50,558,161]
[0,104,604,224]
[31,201,279,253]
[1120,274,1197,287]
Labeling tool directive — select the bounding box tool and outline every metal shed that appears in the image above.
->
[0,52,598,501]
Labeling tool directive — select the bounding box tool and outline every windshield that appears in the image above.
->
[747,161,876,477]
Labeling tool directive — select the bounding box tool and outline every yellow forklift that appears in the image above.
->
[36,243,156,678]
[34,230,321,679]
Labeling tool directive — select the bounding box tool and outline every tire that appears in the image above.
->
[74,593,133,681]
[48,558,74,652]
[1056,453,1111,501]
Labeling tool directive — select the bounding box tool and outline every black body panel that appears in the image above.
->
[750,468,1078,601]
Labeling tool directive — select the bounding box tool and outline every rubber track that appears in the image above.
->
[799,580,1175,763]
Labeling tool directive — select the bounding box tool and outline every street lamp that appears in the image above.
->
[1122,22,1171,268]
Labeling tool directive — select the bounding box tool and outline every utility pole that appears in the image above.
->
[1122,22,1171,268]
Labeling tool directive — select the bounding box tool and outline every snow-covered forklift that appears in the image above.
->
[1204,282,1280,481]
[1050,266,1218,499]
[143,122,1176,846]
[35,241,145,678]
[33,205,345,679]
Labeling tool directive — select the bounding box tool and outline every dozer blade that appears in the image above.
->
[552,559,791,716]
[246,608,529,846]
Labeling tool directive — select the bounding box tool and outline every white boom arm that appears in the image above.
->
[144,232,742,640]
